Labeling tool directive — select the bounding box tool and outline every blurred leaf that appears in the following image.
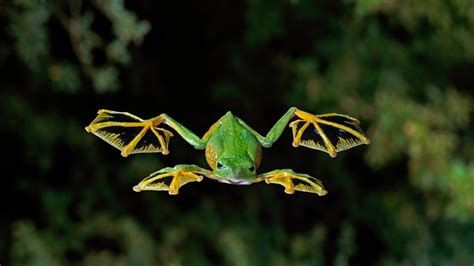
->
[90,66,119,93]
[334,222,355,266]
[94,0,151,45]
[445,161,474,222]
[49,63,82,93]
[106,39,131,65]
[11,221,61,266]
[8,0,50,74]
[245,0,283,47]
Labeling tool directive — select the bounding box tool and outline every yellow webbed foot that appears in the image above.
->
[133,164,212,195]
[289,110,370,158]
[133,169,203,195]
[85,109,173,156]
[259,169,327,196]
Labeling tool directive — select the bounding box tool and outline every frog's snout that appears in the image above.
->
[214,166,255,185]
[224,168,254,185]
[220,177,253,185]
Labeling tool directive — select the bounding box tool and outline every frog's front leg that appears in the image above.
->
[85,110,217,157]
[237,107,370,158]
[133,164,213,195]
[258,169,327,196]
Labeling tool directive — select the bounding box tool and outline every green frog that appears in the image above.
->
[85,107,370,196]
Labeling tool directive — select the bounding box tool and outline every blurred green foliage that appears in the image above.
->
[1,0,473,265]
[7,0,150,93]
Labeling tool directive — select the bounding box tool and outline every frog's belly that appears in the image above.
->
[219,178,253,185]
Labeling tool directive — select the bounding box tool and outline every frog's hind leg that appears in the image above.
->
[258,169,327,196]
[133,164,213,195]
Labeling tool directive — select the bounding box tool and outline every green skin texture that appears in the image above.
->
[206,112,260,181]
[161,107,298,184]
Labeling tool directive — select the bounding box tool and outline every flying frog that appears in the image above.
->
[85,107,370,196]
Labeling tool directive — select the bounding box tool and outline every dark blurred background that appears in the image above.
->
[1,0,473,265]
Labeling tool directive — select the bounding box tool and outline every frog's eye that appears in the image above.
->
[248,166,255,172]
[217,162,224,169]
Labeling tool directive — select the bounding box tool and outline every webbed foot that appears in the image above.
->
[289,110,370,158]
[259,169,327,196]
[85,109,173,156]
[133,164,212,195]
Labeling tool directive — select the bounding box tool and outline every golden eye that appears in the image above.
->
[205,144,217,169]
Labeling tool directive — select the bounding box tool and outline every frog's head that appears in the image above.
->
[205,141,262,185]
[213,157,256,184]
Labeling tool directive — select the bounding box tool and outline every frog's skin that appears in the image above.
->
[85,107,370,196]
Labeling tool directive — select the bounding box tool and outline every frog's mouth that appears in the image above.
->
[219,178,253,185]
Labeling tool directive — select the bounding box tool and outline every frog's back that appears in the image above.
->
[205,111,262,175]
[213,111,258,151]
